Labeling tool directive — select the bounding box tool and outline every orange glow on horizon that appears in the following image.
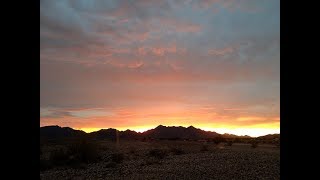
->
[42,107,280,137]
[76,122,279,137]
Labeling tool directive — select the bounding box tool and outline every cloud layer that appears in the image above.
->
[40,0,280,136]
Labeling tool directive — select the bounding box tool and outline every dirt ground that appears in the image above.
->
[40,141,280,180]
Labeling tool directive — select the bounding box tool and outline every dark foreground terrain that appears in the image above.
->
[40,140,279,180]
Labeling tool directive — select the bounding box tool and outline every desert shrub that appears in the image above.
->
[100,145,110,152]
[143,157,161,166]
[67,139,100,164]
[110,153,125,163]
[213,136,226,145]
[251,141,258,148]
[105,161,117,168]
[40,159,52,171]
[170,147,185,155]
[49,147,69,166]
[226,141,233,146]
[47,139,100,168]
[148,148,168,159]
[128,147,136,154]
[200,144,209,152]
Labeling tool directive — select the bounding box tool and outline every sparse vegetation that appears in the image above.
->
[169,147,185,155]
[105,161,117,168]
[49,147,70,166]
[40,139,101,171]
[110,153,125,164]
[129,147,136,154]
[40,126,279,178]
[67,139,100,164]
[142,157,162,166]
[148,148,168,159]
[41,140,279,179]
[200,144,209,152]
[226,140,233,146]
[40,159,52,171]
[213,136,226,145]
[251,141,259,148]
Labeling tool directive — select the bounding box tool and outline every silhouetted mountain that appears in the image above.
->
[120,130,141,140]
[257,134,280,140]
[142,125,219,140]
[40,125,86,139]
[222,133,251,139]
[40,125,279,141]
[89,128,118,140]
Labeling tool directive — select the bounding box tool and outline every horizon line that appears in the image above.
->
[40,124,280,137]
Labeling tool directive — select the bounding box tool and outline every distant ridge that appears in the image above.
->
[40,125,86,139]
[40,125,279,140]
[143,125,219,139]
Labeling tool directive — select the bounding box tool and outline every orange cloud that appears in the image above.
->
[237,116,266,122]
[224,108,244,111]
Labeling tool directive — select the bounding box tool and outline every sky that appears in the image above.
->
[40,0,280,137]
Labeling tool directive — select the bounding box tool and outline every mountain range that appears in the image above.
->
[40,125,279,141]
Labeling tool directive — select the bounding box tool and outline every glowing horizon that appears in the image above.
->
[77,127,279,137]
[41,122,280,137]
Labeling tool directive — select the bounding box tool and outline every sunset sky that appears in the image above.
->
[40,0,279,137]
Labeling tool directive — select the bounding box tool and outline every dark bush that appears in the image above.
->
[67,139,100,164]
[46,139,100,169]
[251,141,258,148]
[40,159,52,171]
[129,147,136,154]
[143,158,161,166]
[226,141,233,146]
[200,144,209,152]
[213,136,226,145]
[49,147,69,166]
[170,147,185,155]
[110,153,125,163]
[105,162,117,168]
[148,148,167,159]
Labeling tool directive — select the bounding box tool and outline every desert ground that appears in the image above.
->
[40,140,279,180]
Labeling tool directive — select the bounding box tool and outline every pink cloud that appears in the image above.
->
[194,0,261,13]
[136,44,186,57]
[117,19,129,24]
[151,48,166,56]
[137,47,148,56]
[108,48,131,54]
[158,18,202,33]
[105,58,144,69]
[208,47,234,56]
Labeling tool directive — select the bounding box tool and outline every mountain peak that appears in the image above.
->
[156,125,166,128]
